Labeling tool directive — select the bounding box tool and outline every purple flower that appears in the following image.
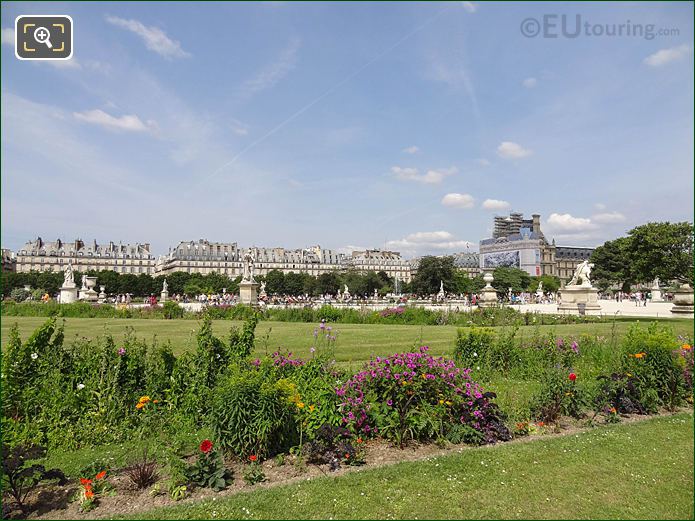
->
[118,347,126,356]
[310,347,316,353]
[387,399,393,406]
[556,338,564,348]
[571,341,579,354]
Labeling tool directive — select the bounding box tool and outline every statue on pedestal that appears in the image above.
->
[64,262,74,286]
[242,253,255,282]
[259,281,267,298]
[568,260,594,287]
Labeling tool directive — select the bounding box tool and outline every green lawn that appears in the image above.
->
[2,316,693,365]
[118,412,693,520]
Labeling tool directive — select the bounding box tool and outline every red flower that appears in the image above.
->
[569,373,577,382]
[80,478,92,486]
[200,439,213,453]
[249,455,258,462]
[95,470,107,480]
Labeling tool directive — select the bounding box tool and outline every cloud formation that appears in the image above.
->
[497,141,532,159]
[461,2,477,13]
[522,77,537,88]
[644,44,693,66]
[73,109,157,133]
[545,213,597,233]
[592,211,626,224]
[482,198,510,211]
[105,16,190,59]
[386,230,473,255]
[242,38,300,96]
[441,193,475,208]
[402,145,420,154]
[391,166,457,184]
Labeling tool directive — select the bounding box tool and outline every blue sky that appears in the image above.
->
[2,1,693,258]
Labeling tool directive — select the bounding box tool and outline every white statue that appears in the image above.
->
[440,280,444,293]
[568,260,594,287]
[162,279,168,293]
[344,284,349,295]
[652,277,660,288]
[260,281,267,294]
[63,262,74,286]
[536,281,543,295]
[242,253,255,282]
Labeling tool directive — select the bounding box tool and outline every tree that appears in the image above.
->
[492,267,531,294]
[264,270,285,295]
[316,271,340,295]
[626,222,693,284]
[283,272,305,296]
[590,237,632,291]
[411,256,456,295]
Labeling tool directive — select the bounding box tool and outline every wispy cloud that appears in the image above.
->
[592,211,626,224]
[402,145,420,154]
[391,166,457,184]
[386,230,473,255]
[461,2,477,13]
[73,109,157,133]
[497,141,532,159]
[441,193,475,208]
[241,37,300,97]
[644,44,692,67]
[482,198,510,211]
[477,158,491,167]
[522,77,537,88]
[105,16,190,59]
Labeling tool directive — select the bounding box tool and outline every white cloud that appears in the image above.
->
[386,230,474,255]
[644,44,693,67]
[242,37,300,96]
[73,109,157,133]
[477,158,491,167]
[592,211,626,224]
[461,2,477,13]
[522,77,537,88]
[105,16,190,59]
[594,202,606,210]
[497,141,532,159]
[402,145,420,154]
[2,27,14,46]
[391,166,457,184]
[482,199,511,211]
[545,213,598,233]
[441,193,475,209]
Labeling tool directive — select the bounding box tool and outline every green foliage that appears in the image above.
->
[186,444,232,491]
[492,267,532,294]
[1,443,66,516]
[454,327,495,368]
[619,322,686,411]
[242,461,267,485]
[209,370,298,458]
[530,367,585,423]
[411,256,457,295]
[162,300,184,319]
[228,312,259,360]
[9,287,30,302]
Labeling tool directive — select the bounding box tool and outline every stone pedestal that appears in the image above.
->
[160,290,169,303]
[82,276,99,302]
[558,285,601,315]
[478,271,499,308]
[60,283,78,304]
[98,286,106,303]
[239,280,259,305]
[671,284,694,315]
[650,288,663,303]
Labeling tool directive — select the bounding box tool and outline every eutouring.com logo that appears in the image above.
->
[520,14,679,40]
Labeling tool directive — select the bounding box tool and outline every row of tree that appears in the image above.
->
[590,222,693,292]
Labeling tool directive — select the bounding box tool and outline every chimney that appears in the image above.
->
[532,214,541,234]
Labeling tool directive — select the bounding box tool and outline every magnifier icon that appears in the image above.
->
[33,26,53,49]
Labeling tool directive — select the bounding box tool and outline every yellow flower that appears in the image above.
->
[138,395,151,404]
[626,373,632,377]
[683,344,692,351]
[136,402,146,410]
[297,402,305,409]
[445,401,452,406]
[308,405,315,412]
[634,352,646,359]
[439,399,444,405]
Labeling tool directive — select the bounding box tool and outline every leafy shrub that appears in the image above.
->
[1,443,66,516]
[303,424,362,471]
[210,370,298,458]
[337,347,511,447]
[228,312,258,360]
[620,323,686,411]
[530,368,585,423]
[186,440,232,491]
[9,288,30,302]
[593,372,647,416]
[242,456,266,485]
[162,300,184,319]
[454,327,495,368]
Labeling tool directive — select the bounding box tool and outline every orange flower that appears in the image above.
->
[356,437,363,444]
[95,471,107,480]
[84,489,94,499]
[537,421,545,427]
[80,478,92,486]
[609,407,617,414]
[634,352,646,359]
[683,344,692,351]
[344,453,350,459]
[136,402,146,410]
[153,399,160,404]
